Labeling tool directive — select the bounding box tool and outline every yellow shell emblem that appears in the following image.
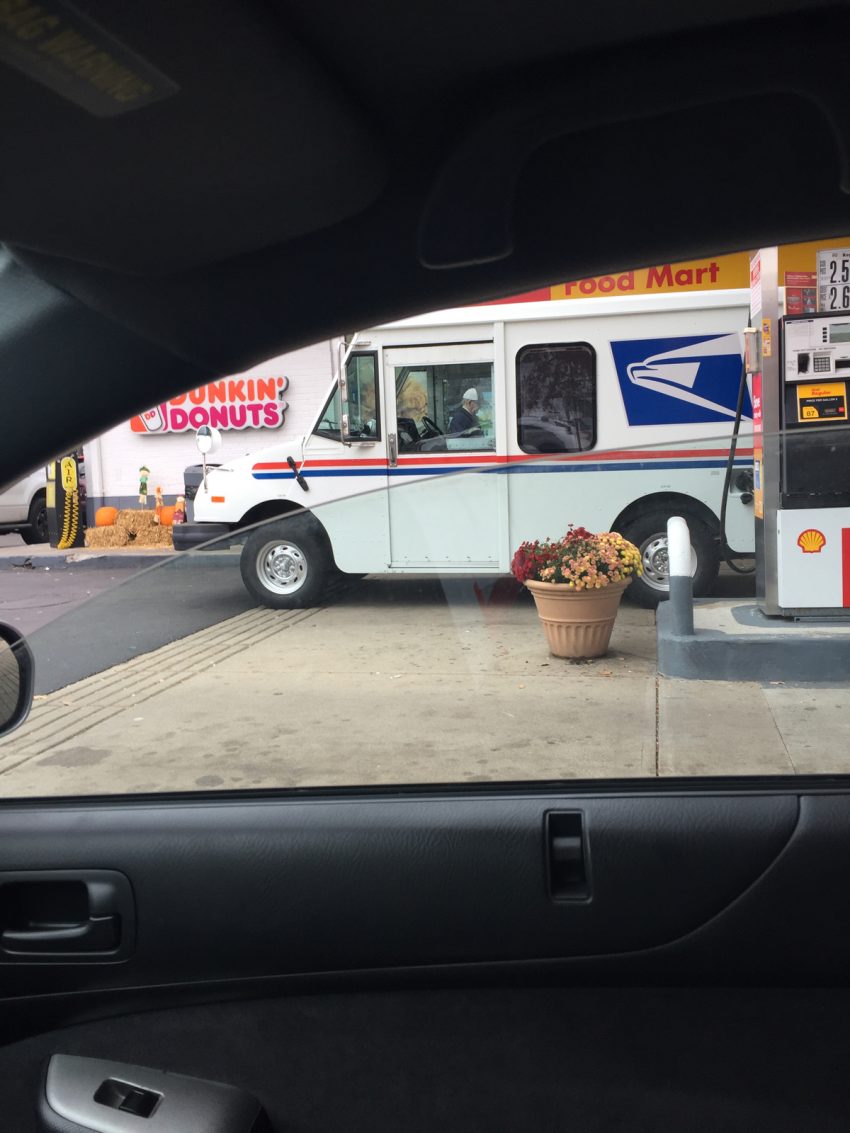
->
[797,528,826,554]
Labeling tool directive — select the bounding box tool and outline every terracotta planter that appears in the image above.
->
[525,578,631,659]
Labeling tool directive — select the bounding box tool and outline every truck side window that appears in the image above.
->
[395,362,495,452]
[347,353,380,439]
[516,343,596,454]
[312,352,379,441]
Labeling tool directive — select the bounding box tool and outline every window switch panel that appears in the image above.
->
[40,1055,272,1132]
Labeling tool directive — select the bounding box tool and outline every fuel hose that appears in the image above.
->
[719,358,755,575]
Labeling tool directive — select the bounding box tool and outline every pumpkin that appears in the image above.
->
[94,506,119,527]
[159,505,176,527]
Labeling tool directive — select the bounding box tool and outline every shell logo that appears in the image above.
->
[797,528,827,554]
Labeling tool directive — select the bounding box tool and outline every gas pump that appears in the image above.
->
[755,251,850,615]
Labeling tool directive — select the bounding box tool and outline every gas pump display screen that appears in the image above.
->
[829,323,850,343]
[796,381,847,422]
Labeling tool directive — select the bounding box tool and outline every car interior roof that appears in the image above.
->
[2,0,850,477]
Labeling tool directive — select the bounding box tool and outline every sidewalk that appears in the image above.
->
[0,585,846,797]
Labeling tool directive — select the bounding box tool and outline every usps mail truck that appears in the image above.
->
[184,289,755,608]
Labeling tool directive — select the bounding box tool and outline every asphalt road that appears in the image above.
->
[1,568,139,637]
[4,559,254,694]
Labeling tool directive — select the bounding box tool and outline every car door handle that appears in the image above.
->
[0,869,135,962]
[1,914,118,953]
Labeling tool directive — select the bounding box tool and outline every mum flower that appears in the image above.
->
[511,525,643,588]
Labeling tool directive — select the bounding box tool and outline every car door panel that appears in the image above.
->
[0,784,846,1062]
[0,789,803,1003]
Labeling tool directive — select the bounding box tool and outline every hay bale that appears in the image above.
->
[85,526,131,548]
[116,508,157,534]
[144,526,174,548]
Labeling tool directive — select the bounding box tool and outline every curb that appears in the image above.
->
[0,551,240,572]
[657,599,850,681]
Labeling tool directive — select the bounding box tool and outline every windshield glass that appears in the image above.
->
[1,239,849,796]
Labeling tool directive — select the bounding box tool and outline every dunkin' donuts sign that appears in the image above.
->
[131,375,289,434]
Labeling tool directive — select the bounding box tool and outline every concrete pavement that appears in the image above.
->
[0,577,846,797]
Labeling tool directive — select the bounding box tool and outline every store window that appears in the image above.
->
[516,343,596,453]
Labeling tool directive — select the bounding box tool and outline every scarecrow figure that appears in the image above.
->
[173,495,187,524]
[138,465,151,505]
[153,485,164,524]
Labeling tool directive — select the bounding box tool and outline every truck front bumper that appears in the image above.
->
[172,523,233,551]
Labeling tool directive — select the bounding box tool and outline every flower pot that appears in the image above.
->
[525,578,631,659]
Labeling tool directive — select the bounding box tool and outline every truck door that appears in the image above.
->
[299,350,390,573]
[383,343,507,569]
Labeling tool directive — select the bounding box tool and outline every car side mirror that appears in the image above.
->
[0,624,35,738]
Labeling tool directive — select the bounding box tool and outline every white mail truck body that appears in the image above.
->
[186,290,755,608]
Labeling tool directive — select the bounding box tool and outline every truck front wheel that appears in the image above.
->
[240,517,331,609]
[618,510,719,609]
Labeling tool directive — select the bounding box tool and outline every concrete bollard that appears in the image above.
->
[667,516,694,637]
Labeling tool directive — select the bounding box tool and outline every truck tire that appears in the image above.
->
[240,516,331,609]
[618,509,719,609]
[21,492,48,544]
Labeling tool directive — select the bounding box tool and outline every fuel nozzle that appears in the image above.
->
[734,469,754,505]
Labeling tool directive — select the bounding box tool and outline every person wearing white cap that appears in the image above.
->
[448,388,480,434]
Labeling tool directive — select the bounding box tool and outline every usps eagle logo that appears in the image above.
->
[611,333,749,426]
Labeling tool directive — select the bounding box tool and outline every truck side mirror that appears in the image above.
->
[195,426,223,492]
[195,426,222,456]
[0,624,35,738]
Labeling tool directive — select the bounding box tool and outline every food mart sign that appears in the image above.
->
[131,375,289,433]
[484,238,850,304]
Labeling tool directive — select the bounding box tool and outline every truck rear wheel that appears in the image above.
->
[618,510,719,609]
[239,517,331,609]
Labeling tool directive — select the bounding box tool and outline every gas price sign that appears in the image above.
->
[817,248,850,312]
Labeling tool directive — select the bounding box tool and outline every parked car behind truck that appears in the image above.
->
[181,290,756,608]
[0,468,48,544]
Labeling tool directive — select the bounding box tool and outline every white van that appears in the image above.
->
[185,290,755,608]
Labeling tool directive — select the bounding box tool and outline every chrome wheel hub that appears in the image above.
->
[257,540,307,595]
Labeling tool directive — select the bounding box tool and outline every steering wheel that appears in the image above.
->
[420,415,443,437]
